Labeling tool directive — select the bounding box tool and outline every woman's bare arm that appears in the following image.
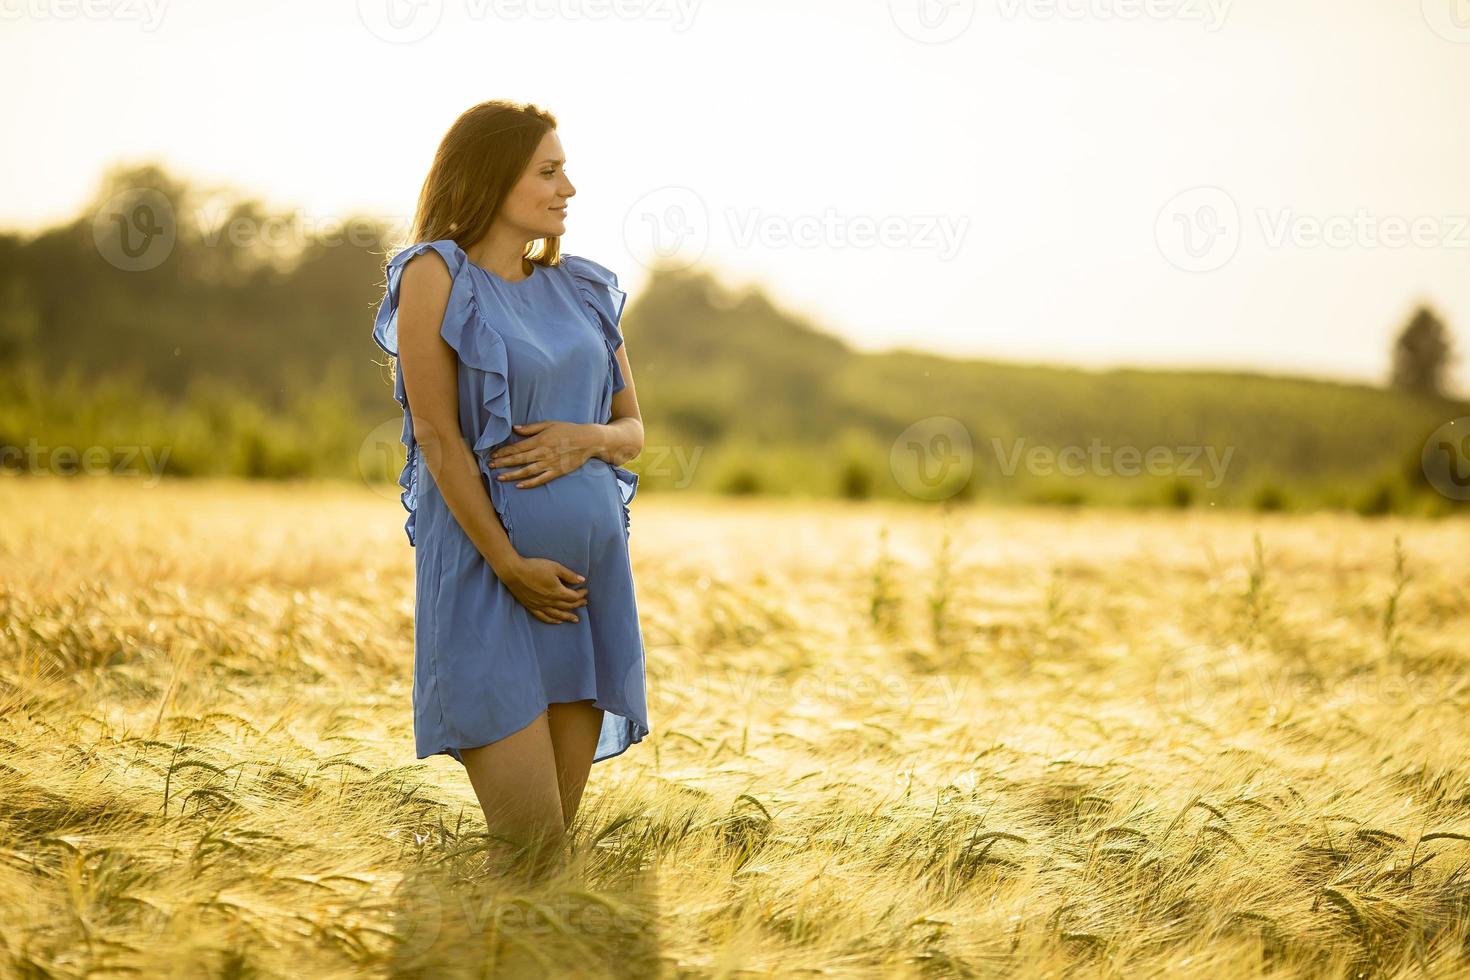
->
[588,343,645,467]
[394,251,521,576]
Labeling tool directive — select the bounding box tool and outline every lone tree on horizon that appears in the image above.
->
[1390,304,1457,397]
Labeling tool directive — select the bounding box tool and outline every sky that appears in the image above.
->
[2,0,1468,396]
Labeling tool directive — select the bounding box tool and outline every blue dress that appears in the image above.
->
[371,238,649,766]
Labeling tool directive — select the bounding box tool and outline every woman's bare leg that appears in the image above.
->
[459,709,566,879]
[546,699,604,831]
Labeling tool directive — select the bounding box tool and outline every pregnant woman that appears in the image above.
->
[371,100,649,876]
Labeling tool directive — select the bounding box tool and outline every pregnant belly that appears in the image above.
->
[486,458,625,566]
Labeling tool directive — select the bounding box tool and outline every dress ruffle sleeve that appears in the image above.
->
[561,253,638,537]
[372,239,514,546]
[562,254,629,405]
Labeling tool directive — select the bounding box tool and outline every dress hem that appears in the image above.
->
[417,695,650,767]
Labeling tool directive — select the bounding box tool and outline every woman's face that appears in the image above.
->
[502,129,575,241]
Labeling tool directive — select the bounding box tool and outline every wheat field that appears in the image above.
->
[1,475,1468,978]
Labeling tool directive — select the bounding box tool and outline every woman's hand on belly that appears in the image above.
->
[497,554,590,625]
[487,420,597,489]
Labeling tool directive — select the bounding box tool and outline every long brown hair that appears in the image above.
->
[383,99,561,382]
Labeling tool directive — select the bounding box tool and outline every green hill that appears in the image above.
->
[627,267,1465,513]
